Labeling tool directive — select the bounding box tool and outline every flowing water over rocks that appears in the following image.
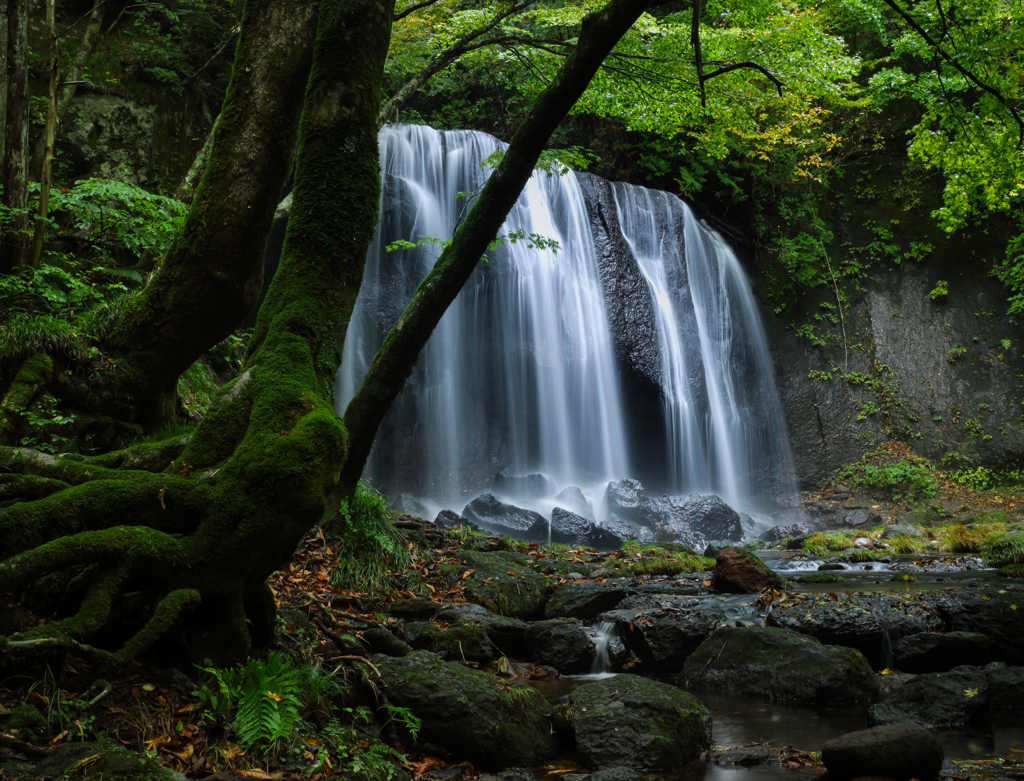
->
[338,124,798,536]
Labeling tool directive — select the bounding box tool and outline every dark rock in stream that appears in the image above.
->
[551,508,622,550]
[668,494,743,541]
[682,626,878,704]
[822,723,943,781]
[570,675,711,770]
[598,515,653,545]
[436,604,528,658]
[924,586,1024,663]
[599,605,725,672]
[985,662,1024,707]
[524,618,596,673]
[461,493,548,541]
[894,630,990,672]
[375,651,559,769]
[766,592,945,667]
[868,665,988,729]
[434,509,467,530]
[546,580,633,620]
[604,479,650,522]
[760,521,814,543]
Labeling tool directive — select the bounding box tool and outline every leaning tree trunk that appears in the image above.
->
[0,0,659,672]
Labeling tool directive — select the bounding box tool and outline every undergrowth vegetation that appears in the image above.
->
[330,482,413,593]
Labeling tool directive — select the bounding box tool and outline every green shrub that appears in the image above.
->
[938,522,1006,553]
[329,482,412,592]
[885,535,923,554]
[981,532,1024,567]
[806,532,853,551]
[835,448,937,502]
[998,564,1024,578]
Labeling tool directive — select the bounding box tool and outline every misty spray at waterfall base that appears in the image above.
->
[338,124,798,546]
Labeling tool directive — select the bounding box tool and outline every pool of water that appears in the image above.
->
[529,674,1024,780]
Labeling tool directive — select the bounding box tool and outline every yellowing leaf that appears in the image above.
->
[266,691,283,702]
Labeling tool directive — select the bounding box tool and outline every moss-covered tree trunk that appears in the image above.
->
[0,0,661,671]
[97,0,322,429]
[1,0,30,274]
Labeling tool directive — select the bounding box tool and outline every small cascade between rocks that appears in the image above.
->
[588,620,622,675]
[337,124,797,524]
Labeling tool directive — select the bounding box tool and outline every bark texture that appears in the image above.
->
[99,0,321,429]
[1,0,30,274]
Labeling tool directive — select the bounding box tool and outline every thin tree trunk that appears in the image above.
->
[99,0,322,430]
[1,0,30,275]
[30,0,58,269]
[340,0,660,490]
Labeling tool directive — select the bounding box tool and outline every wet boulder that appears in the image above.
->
[9,741,184,781]
[436,604,529,658]
[926,586,1024,663]
[985,663,1024,707]
[868,665,988,729]
[767,592,945,667]
[363,627,412,657]
[604,479,649,522]
[459,550,548,619]
[821,723,944,781]
[881,522,925,539]
[434,509,466,530]
[492,471,555,500]
[375,651,559,769]
[545,580,634,620]
[601,606,725,673]
[761,522,813,544]
[597,516,653,545]
[461,493,548,542]
[711,547,788,593]
[524,618,596,674]
[551,508,622,550]
[682,626,879,704]
[651,516,708,552]
[570,675,711,770]
[895,631,990,673]
[669,494,744,541]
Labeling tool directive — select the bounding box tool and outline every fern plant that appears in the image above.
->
[196,652,306,752]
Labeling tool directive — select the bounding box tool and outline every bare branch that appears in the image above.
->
[394,0,445,22]
[703,61,784,94]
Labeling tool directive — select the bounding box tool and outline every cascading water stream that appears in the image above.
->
[337,124,796,517]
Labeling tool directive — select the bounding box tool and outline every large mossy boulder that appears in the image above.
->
[458,550,548,618]
[375,651,559,769]
[569,675,711,770]
[821,723,943,781]
[868,665,988,729]
[461,493,548,542]
[682,626,878,704]
[601,606,725,673]
[985,663,1024,707]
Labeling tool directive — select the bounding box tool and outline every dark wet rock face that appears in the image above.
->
[554,486,595,519]
[895,631,990,673]
[550,508,622,550]
[597,516,652,545]
[868,665,988,729]
[985,663,1024,707]
[761,522,813,543]
[604,479,650,524]
[546,580,633,620]
[363,627,412,657]
[767,592,945,667]
[821,723,944,781]
[461,493,548,541]
[600,606,725,673]
[434,509,466,530]
[525,618,596,674]
[682,626,878,704]
[670,494,743,540]
[926,586,1024,663]
[375,651,559,769]
[570,674,711,770]
[459,550,548,618]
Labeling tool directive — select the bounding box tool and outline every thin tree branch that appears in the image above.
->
[879,0,1024,146]
[394,0,445,22]
[703,61,784,94]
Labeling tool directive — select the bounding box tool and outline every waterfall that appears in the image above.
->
[337,124,796,516]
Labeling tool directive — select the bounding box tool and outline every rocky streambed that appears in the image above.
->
[360,501,1024,781]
